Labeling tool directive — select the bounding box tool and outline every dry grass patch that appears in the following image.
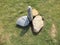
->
[50,23,57,42]
[0,23,4,35]
[0,32,12,45]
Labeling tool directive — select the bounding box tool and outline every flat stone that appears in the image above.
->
[32,9,39,16]
[16,16,29,27]
[32,15,44,33]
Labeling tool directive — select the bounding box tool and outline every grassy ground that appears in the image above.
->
[0,0,60,45]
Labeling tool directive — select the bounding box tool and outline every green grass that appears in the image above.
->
[0,0,60,45]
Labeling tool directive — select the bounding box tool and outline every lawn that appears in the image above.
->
[0,0,60,45]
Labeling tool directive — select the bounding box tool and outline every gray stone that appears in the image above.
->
[16,16,29,27]
[27,6,33,21]
[32,15,44,33]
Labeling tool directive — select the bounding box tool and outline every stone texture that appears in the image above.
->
[16,16,29,27]
[32,15,44,33]
[32,9,39,16]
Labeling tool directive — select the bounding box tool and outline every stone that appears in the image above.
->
[27,6,33,21]
[32,15,44,33]
[16,16,29,27]
[32,9,39,16]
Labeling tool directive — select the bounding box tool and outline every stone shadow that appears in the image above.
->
[16,24,30,36]
[16,22,43,36]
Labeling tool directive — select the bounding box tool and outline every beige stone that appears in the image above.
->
[32,15,44,33]
[32,9,39,16]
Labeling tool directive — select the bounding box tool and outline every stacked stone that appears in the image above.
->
[32,8,44,33]
[16,6,32,27]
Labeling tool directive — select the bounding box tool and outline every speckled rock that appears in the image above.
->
[32,15,44,33]
[16,16,29,27]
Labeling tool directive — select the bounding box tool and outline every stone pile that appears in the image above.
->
[16,6,44,33]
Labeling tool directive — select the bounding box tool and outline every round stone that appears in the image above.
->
[16,16,29,27]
